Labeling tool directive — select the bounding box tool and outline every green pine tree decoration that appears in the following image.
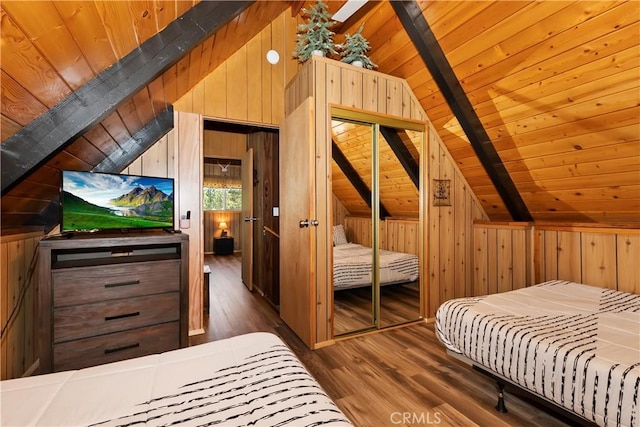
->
[338,24,377,69]
[292,0,338,63]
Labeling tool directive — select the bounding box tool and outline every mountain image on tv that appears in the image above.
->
[61,171,174,231]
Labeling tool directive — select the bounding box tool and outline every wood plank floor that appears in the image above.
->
[191,254,574,427]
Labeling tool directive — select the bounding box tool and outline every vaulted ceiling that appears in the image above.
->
[1,0,638,232]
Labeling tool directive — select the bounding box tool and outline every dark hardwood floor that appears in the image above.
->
[191,253,573,427]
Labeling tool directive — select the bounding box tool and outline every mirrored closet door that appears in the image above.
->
[331,108,424,337]
[331,118,375,336]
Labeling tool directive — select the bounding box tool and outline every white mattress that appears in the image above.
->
[1,332,353,427]
[435,280,640,427]
[333,243,419,290]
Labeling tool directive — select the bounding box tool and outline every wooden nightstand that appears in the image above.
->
[213,237,234,255]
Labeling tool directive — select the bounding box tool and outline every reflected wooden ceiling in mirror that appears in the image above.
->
[331,117,422,220]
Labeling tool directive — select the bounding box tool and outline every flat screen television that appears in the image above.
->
[61,170,174,233]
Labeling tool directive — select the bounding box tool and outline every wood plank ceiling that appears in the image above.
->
[0,0,292,229]
[1,0,638,231]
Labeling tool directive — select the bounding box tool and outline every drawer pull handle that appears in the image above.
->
[105,311,140,321]
[105,280,140,288]
[104,343,140,354]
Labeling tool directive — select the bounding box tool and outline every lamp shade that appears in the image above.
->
[219,221,228,229]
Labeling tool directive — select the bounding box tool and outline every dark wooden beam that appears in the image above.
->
[332,141,390,220]
[28,107,174,233]
[391,1,532,221]
[1,1,253,196]
[379,126,419,189]
[93,107,174,173]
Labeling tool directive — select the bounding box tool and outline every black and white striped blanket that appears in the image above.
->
[333,243,419,290]
[1,333,353,427]
[435,280,640,427]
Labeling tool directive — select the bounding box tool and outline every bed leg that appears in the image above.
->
[495,380,508,413]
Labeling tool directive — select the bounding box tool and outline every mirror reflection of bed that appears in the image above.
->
[330,110,424,337]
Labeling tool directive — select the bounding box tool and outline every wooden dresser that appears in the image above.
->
[38,232,189,373]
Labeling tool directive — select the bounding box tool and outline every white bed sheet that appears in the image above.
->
[435,280,640,427]
[333,243,419,290]
[1,332,353,427]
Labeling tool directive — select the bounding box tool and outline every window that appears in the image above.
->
[203,187,242,211]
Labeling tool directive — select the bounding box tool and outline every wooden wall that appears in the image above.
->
[343,217,419,256]
[427,124,490,317]
[285,55,489,344]
[124,7,296,327]
[204,130,247,159]
[536,224,639,294]
[124,112,205,334]
[472,222,639,296]
[249,132,280,306]
[174,9,299,125]
[1,230,44,380]
[473,222,534,296]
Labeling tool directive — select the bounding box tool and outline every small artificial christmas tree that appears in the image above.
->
[338,24,377,69]
[292,0,338,63]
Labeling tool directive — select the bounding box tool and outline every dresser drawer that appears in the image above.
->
[53,322,180,372]
[53,293,179,343]
[52,260,180,307]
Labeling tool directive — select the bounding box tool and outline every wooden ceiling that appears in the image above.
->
[1,0,638,231]
[331,118,421,219]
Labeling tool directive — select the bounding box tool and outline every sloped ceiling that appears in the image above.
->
[1,0,638,232]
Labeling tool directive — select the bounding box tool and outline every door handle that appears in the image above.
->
[244,216,258,222]
[299,219,319,228]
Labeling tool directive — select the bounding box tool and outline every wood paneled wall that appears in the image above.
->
[123,112,205,335]
[473,222,534,296]
[427,125,490,317]
[125,17,297,330]
[174,10,300,125]
[472,222,639,296]
[285,55,489,344]
[343,216,419,257]
[204,130,247,159]
[1,230,44,380]
[248,132,280,306]
[536,225,639,294]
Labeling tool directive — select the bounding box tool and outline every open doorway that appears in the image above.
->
[201,120,280,331]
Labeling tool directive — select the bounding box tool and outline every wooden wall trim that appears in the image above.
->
[535,223,640,234]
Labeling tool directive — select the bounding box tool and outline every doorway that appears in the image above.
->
[202,120,280,315]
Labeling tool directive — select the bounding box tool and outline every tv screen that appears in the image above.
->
[61,171,174,232]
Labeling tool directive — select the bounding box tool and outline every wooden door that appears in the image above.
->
[279,98,315,348]
[241,148,254,291]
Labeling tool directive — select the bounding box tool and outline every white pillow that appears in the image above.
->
[333,224,348,246]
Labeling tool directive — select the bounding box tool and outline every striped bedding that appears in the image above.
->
[333,243,419,290]
[435,281,640,427]
[0,332,353,427]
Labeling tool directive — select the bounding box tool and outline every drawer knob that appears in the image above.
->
[104,279,141,288]
[104,343,140,354]
[105,311,140,321]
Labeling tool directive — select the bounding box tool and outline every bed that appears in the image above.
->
[0,332,353,427]
[333,243,419,290]
[435,280,639,427]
